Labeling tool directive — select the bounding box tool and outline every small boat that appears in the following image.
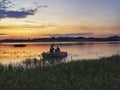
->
[13,44,26,47]
[42,52,67,59]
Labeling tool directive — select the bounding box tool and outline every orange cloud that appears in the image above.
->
[55,25,120,34]
[0,24,120,39]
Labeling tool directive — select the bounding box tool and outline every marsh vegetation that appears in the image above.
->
[0,55,120,90]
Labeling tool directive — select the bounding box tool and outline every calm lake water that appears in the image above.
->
[0,41,120,64]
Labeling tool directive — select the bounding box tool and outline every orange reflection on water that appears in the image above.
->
[0,42,120,64]
[0,43,50,64]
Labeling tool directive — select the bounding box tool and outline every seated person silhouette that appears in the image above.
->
[50,45,55,53]
[55,46,60,52]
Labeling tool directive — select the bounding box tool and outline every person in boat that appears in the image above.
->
[50,44,55,53]
[55,46,60,52]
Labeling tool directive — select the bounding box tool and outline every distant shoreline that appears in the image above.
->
[0,36,120,43]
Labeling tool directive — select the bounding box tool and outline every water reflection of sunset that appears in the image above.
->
[0,42,120,64]
[0,43,49,64]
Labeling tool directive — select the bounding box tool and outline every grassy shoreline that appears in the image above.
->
[0,55,120,90]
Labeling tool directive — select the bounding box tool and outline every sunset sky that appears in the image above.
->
[0,0,120,39]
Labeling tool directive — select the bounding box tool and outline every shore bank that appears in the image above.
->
[0,55,120,90]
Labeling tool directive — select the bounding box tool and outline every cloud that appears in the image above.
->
[22,24,57,29]
[96,34,120,37]
[0,33,7,35]
[75,26,120,31]
[0,0,13,9]
[0,24,56,30]
[23,25,48,29]
[0,0,43,19]
[0,9,37,19]
[0,25,12,29]
[25,21,37,24]
[44,33,94,37]
[110,34,120,37]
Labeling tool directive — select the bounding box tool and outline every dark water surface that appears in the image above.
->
[0,41,120,64]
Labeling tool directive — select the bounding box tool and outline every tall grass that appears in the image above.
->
[0,55,120,90]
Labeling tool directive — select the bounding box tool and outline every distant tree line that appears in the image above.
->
[0,36,120,42]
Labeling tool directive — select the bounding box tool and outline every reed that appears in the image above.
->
[0,55,120,90]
